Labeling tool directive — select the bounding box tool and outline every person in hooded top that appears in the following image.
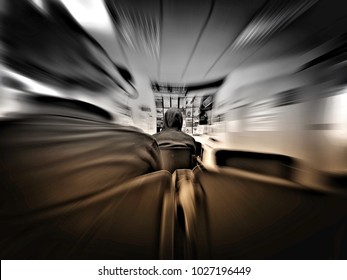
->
[153,108,196,154]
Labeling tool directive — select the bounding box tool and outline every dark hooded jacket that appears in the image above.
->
[153,108,196,153]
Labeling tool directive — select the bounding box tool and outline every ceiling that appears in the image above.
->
[2,0,347,92]
[100,0,347,86]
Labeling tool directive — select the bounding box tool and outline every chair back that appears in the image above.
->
[160,147,193,173]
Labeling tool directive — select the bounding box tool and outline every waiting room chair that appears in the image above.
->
[159,147,195,173]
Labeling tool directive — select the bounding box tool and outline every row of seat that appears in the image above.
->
[181,166,347,259]
[2,165,347,259]
[2,146,347,259]
[161,148,347,259]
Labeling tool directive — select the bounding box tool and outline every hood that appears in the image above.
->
[163,108,183,130]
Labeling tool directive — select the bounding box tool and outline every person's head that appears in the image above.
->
[163,108,183,130]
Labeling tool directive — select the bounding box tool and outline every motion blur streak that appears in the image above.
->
[0,95,167,259]
[1,0,347,260]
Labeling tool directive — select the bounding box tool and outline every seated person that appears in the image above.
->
[153,108,196,154]
[0,95,162,212]
[0,95,166,259]
[0,0,162,210]
[0,0,164,259]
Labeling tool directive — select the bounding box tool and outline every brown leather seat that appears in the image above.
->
[180,167,347,259]
[0,171,175,260]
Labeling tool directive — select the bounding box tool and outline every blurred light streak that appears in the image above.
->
[59,0,114,32]
[232,0,318,50]
[104,0,160,59]
[1,67,61,97]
